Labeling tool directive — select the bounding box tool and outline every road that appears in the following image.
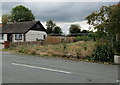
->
[2,51,118,83]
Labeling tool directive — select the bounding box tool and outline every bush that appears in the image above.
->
[92,44,114,62]
[31,51,37,55]
[114,41,120,55]
[75,36,92,41]
[18,47,26,53]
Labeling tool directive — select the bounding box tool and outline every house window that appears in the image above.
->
[15,34,22,40]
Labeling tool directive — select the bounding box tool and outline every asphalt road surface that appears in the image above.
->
[2,51,118,83]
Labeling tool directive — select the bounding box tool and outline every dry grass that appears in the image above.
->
[68,41,95,57]
[11,41,96,59]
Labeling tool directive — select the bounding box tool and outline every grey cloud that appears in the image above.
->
[2,2,23,13]
[2,2,117,22]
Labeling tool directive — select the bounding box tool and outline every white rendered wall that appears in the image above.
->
[26,30,47,41]
[4,34,7,41]
[13,34,24,42]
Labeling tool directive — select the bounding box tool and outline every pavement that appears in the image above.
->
[2,51,119,83]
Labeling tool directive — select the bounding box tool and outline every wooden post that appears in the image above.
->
[4,41,10,49]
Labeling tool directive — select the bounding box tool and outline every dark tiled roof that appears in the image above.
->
[2,21,47,34]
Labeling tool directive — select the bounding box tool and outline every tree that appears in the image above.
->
[2,14,11,25]
[85,2,120,48]
[46,20,56,34]
[53,26,62,34]
[69,24,81,34]
[11,5,35,22]
[81,30,89,33]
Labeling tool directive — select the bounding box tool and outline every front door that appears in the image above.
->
[7,34,13,42]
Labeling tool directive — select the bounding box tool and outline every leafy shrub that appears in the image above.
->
[18,48,26,53]
[114,41,120,55]
[92,44,114,62]
[31,51,37,55]
[75,36,92,41]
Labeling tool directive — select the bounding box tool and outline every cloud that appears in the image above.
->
[2,2,118,34]
[42,20,95,34]
[1,0,119,2]
[2,2,117,22]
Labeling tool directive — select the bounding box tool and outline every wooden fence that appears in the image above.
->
[4,36,76,48]
[10,41,44,48]
[44,36,75,44]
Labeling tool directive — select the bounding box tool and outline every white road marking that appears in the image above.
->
[11,63,71,74]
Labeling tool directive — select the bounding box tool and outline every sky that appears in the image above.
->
[1,1,118,34]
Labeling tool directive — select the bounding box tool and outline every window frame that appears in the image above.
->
[15,34,22,40]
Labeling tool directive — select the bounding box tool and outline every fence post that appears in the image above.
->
[4,41,10,49]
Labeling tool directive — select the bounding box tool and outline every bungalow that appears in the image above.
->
[1,21,47,42]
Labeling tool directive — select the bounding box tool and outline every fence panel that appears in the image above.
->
[6,36,76,48]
